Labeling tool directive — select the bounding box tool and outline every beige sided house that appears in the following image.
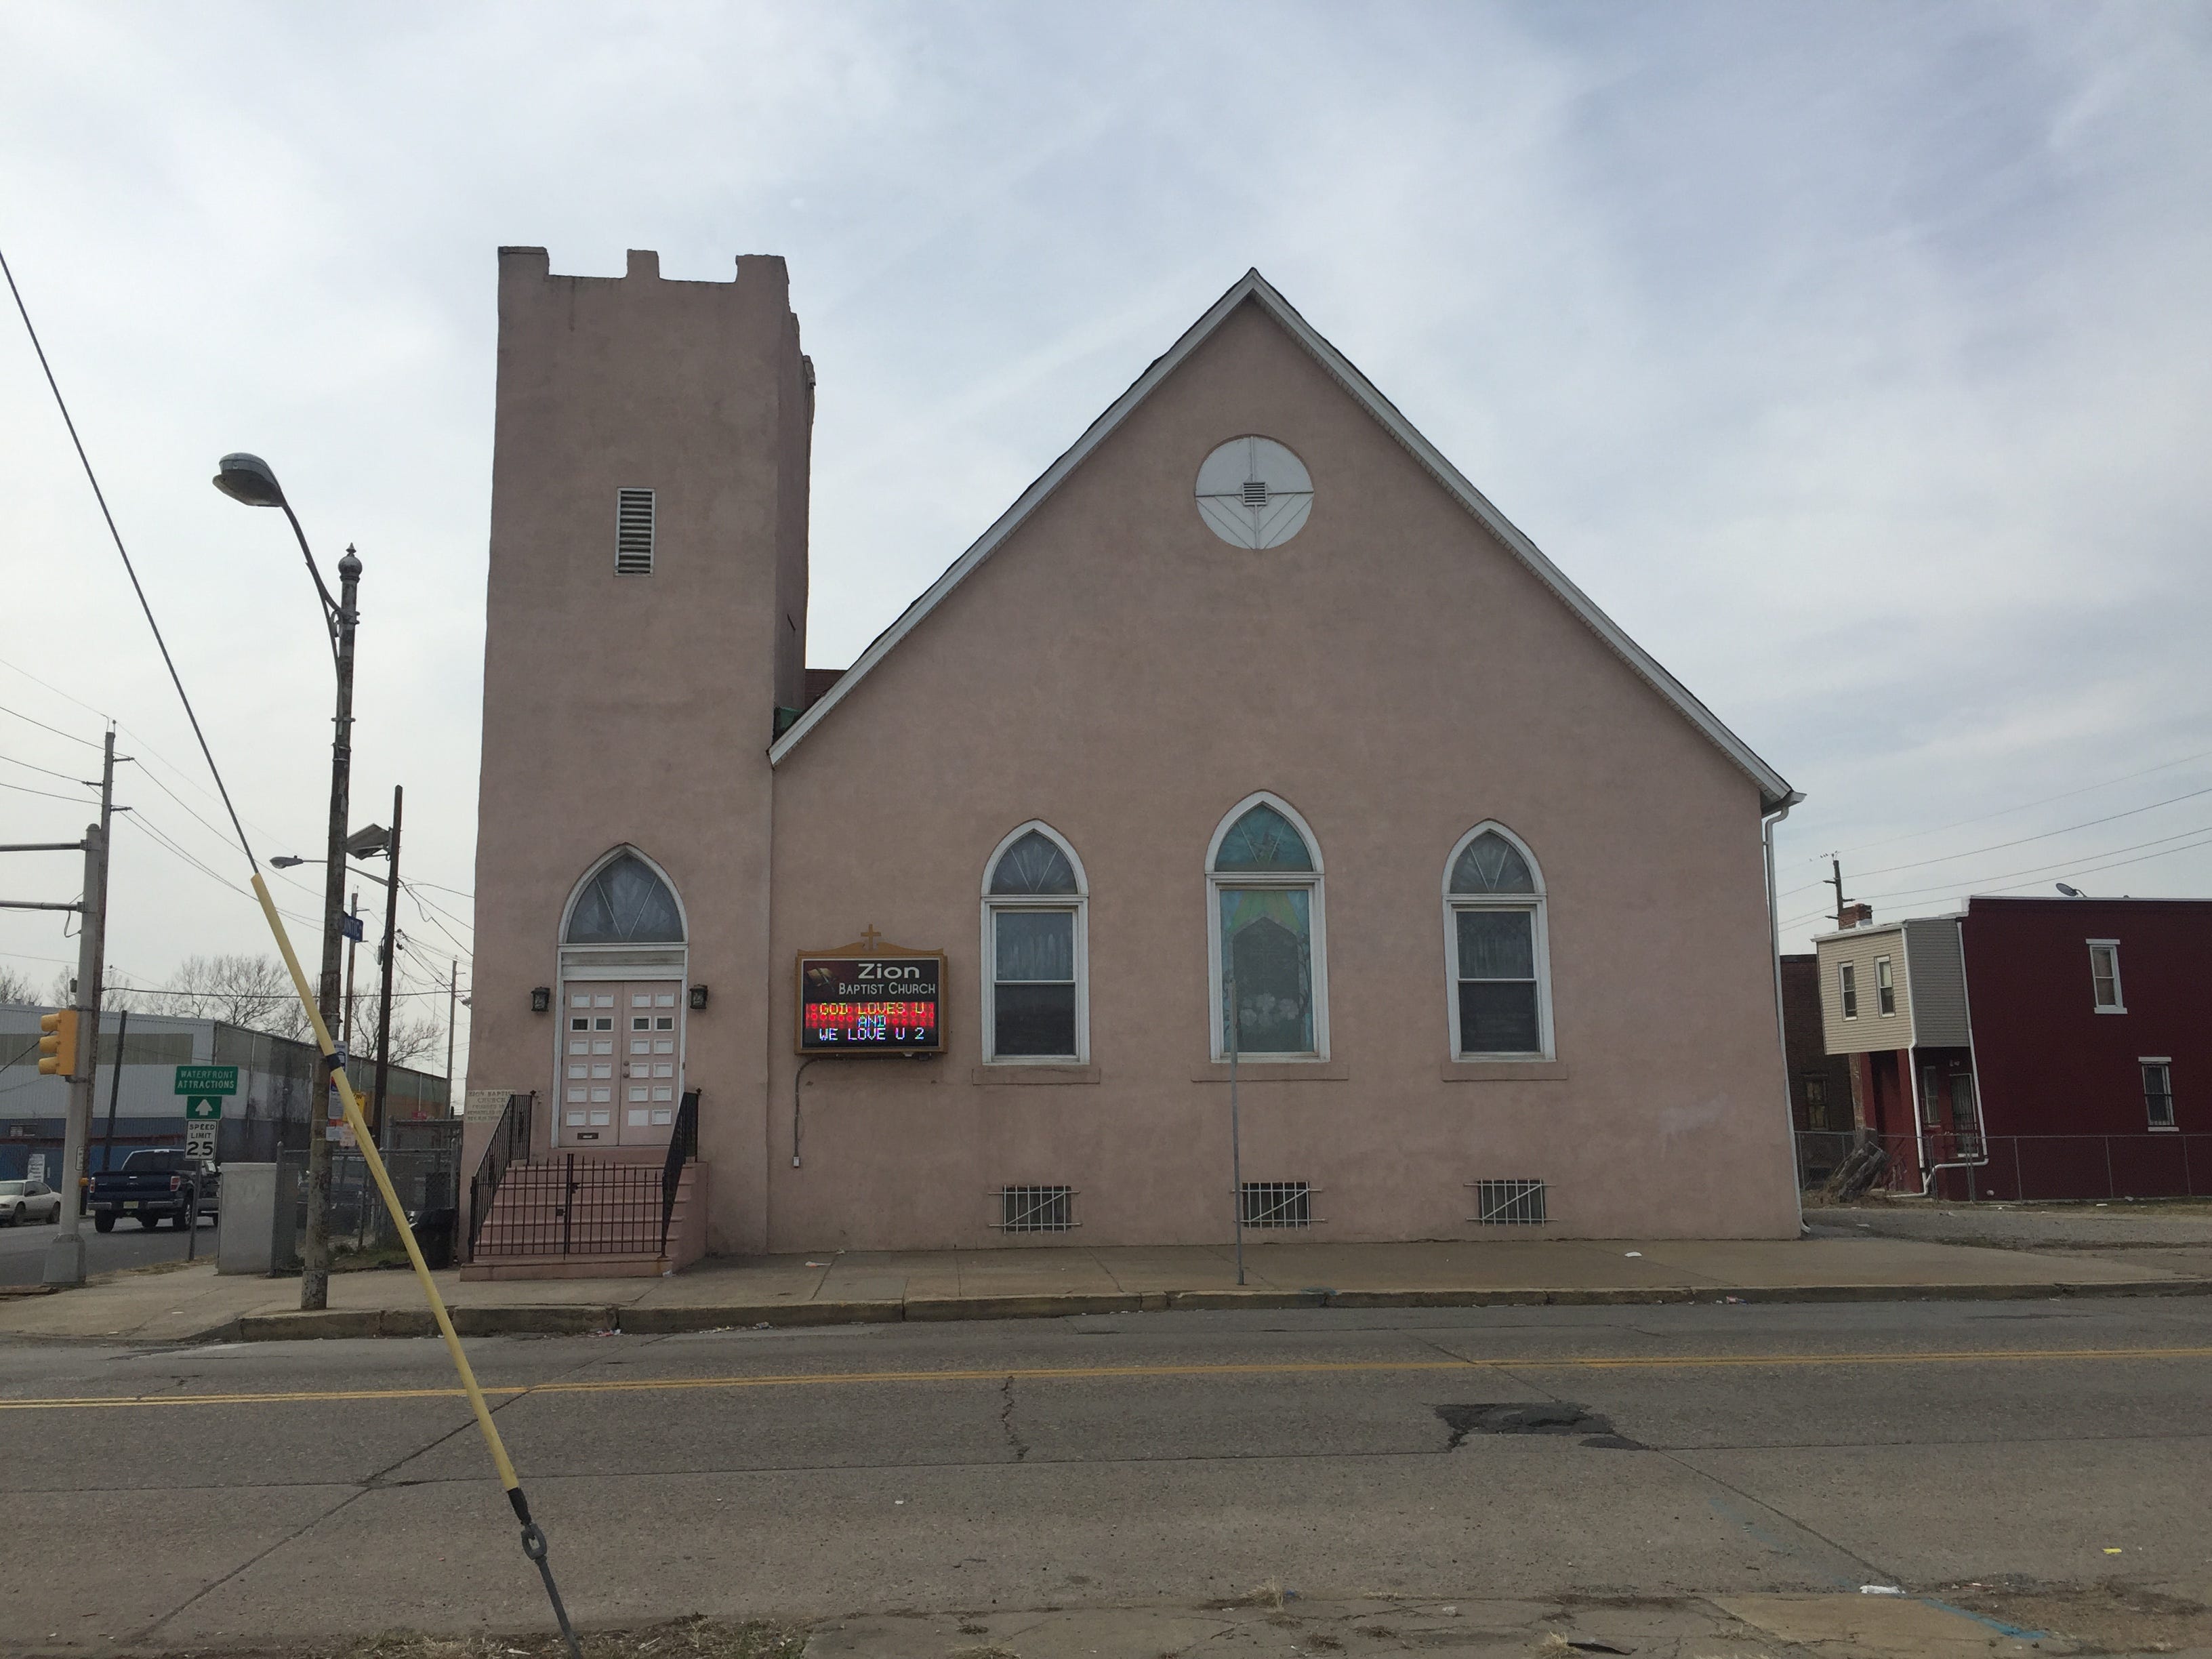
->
[462,249,1803,1273]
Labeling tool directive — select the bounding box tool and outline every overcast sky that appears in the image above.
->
[4,1,2209,1081]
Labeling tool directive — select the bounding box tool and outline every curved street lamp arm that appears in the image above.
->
[279,498,344,651]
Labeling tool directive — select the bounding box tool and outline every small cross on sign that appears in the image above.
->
[858,925,884,951]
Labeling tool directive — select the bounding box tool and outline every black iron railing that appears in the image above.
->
[474,1158,664,1256]
[659,1090,699,1256]
[466,1091,533,1261]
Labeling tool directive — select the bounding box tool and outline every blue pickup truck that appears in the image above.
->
[87,1149,219,1232]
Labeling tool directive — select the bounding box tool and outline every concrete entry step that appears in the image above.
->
[466,1159,705,1279]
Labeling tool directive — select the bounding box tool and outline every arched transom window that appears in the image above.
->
[565,853,684,944]
[982,825,1087,1062]
[1444,825,1551,1059]
[1208,797,1328,1059]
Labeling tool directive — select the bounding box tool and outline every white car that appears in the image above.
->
[0,1179,64,1226]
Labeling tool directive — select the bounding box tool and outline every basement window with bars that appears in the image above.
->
[1239,1181,1312,1229]
[615,488,656,575]
[1468,1178,1548,1225]
[996,1185,1076,1232]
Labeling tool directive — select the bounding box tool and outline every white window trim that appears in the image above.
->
[1839,960,1859,1020]
[2089,939,2125,1012]
[980,821,1089,1065]
[2140,1056,2175,1131]
[1440,821,1554,1061]
[550,845,688,1149]
[1205,792,1329,1062]
[1875,955,1896,1017]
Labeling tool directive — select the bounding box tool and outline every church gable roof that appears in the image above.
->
[771,270,1796,813]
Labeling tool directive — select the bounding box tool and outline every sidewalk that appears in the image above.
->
[3,1230,2206,1344]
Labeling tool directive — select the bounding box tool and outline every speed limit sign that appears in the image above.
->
[184,1120,217,1158]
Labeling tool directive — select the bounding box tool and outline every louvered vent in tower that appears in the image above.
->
[615,489,655,575]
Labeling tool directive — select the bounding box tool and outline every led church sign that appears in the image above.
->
[796,933,947,1054]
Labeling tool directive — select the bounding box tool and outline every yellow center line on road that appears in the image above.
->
[3,1345,2211,1412]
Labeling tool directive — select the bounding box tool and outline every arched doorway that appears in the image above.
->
[555,849,687,1148]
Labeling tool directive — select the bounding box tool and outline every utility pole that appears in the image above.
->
[342,888,361,1053]
[46,731,115,1286]
[1826,855,1847,930]
[369,785,403,1150]
[101,1006,128,1174]
[445,958,459,1097]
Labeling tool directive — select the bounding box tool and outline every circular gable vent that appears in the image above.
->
[1195,436,1313,549]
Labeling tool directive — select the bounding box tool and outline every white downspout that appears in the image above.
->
[1763,792,1807,1231]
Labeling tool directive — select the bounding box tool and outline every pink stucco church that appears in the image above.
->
[460,247,1803,1273]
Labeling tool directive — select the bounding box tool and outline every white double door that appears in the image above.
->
[559,979,684,1147]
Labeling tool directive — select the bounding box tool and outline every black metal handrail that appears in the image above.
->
[466,1090,533,1260]
[659,1089,699,1256]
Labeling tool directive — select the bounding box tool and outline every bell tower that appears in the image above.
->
[468,247,811,1210]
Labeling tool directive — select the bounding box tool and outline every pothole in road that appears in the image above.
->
[1435,1402,1645,1450]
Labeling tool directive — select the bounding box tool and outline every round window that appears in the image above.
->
[1195,436,1313,549]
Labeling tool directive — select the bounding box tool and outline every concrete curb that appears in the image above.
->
[199,1273,2212,1342]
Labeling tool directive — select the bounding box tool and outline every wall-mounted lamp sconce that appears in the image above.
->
[531,986,551,1013]
[689,984,710,1010]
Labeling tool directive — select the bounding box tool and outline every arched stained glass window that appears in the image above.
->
[1450,831,1536,895]
[1212,804,1314,873]
[565,854,684,944]
[988,830,1079,895]
[1208,796,1326,1059]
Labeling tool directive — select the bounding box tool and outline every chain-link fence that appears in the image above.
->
[270,1143,461,1271]
[1798,1130,2212,1202]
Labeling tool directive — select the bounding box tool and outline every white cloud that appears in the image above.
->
[2,0,2209,1082]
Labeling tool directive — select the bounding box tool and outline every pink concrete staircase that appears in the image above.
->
[463,1153,708,1281]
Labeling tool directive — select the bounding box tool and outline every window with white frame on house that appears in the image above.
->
[1208,797,1324,1059]
[1875,956,1896,1017]
[615,488,655,575]
[1839,961,1858,1019]
[982,825,1086,1062]
[2089,941,2124,1012]
[2142,1060,2175,1129]
[1444,825,1551,1058]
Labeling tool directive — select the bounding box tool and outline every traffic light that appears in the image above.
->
[37,1010,79,1079]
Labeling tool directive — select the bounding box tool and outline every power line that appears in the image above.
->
[0,243,255,866]
[0,700,102,750]
[1777,781,2212,900]
[0,776,94,804]
[0,751,86,784]
[1780,820,2212,928]
[122,758,253,863]
[0,655,114,724]
[1811,746,2212,863]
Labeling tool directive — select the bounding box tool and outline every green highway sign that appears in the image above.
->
[173,1065,239,1097]
[184,1097,224,1122]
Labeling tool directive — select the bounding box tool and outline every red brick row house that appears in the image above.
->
[1814,897,2209,1199]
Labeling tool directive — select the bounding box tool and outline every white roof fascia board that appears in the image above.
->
[772,270,1795,811]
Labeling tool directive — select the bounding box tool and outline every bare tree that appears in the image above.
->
[121,954,314,1040]
[0,964,42,1005]
[351,994,445,1071]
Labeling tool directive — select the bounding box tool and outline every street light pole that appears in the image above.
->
[306,548,361,1305]
[213,453,358,1312]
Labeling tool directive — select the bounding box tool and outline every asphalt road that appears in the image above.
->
[0,1211,206,1285]
[3,1298,2210,1650]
